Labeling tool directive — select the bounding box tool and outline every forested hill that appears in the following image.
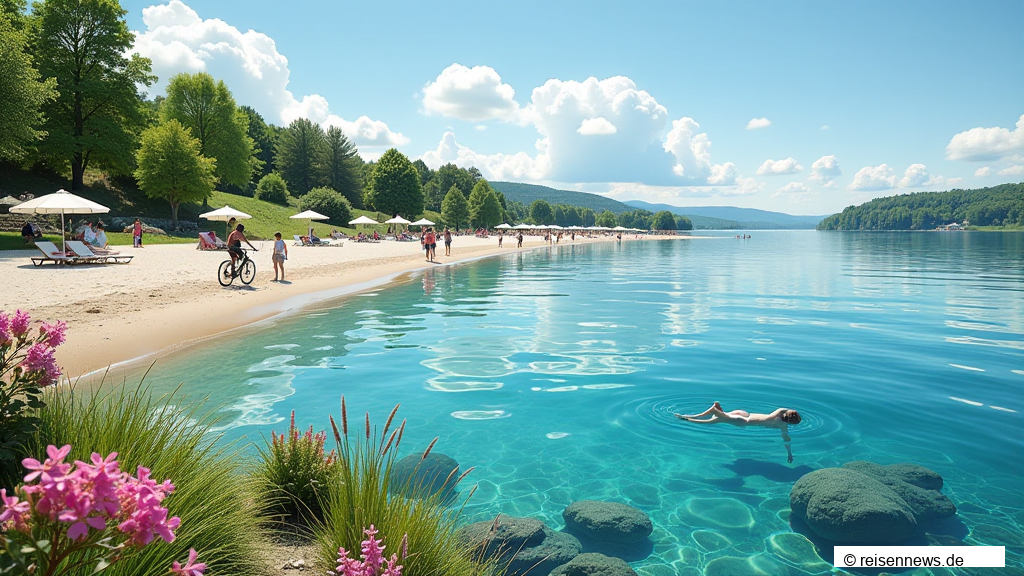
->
[817,182,1024,230]
[626,201,827,230]
[490,182,632,214]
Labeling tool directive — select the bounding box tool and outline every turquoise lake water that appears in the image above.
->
[138,231,1024,574]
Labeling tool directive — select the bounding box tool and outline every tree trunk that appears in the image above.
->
[171,201,179,228]
[71,158,85,190]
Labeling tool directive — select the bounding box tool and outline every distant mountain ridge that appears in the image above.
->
[625,201,829,230]
[490,182,631,214]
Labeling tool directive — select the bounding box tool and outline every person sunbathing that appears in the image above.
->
[676,402,802,462]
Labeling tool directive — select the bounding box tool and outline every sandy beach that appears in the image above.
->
[6,234,678,378]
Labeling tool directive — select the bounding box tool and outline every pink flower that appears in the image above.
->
[22,444,72,483]
[0,489,31,532]
[361,525,384,574]
[21,342,61,385]
[39,320,67,348]
[0,312,11,345]
[335,548,364,575]
[171,548,207,576]
[10,310,30,338]
[382,554,403,576]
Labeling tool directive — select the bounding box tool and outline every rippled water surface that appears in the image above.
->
[142,231,1024,574]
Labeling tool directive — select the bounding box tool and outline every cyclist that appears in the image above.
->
[227,224,256,276]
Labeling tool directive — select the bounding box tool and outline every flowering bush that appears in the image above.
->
[335,525,405,576]
[0,310,65,468]
[255,411,336,521]
[0,444,199,576]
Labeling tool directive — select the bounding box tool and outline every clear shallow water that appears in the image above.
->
[138,232,1024,574]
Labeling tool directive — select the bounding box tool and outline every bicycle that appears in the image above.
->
[218,248,257,286]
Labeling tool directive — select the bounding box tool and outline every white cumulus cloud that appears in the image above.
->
[998,165,1024,176]
[756,157,803,176]
[132,0,407,148]
[421,64,520,122]
[809,155,842,185]
[746,117,772,130]
[577,117,617,136]
[419,74,739,187]
[898,164,944,188]
[772,181,813,202]
[848,164,897,191]
[945,114,1024,161]
[975,167,991,177]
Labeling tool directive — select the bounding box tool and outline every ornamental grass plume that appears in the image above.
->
[0,443,185,576]
[255,411,337,524]
[314,396,493,576]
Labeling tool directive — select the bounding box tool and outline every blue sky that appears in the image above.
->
[123,0,1024,215]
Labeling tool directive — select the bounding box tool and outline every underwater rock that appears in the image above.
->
[457,515,581,576]
[389,452,459,498]
[563,500,653,543]
[790,461,961,544]
[549,552,638,576]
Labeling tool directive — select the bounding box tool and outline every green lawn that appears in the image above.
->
[0,231,195,251]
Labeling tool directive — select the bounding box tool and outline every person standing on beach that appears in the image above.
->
[675,402,802,462]
[133,218,144,248]
[424,227,437,262]
[444,228,453,256]
[272,232,287,281]
[498,232,503,247]
[517,232,523,248]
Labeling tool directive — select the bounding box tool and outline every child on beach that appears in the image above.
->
[676,402,802,463]
[272,232,287,281]
[133,218,143,247]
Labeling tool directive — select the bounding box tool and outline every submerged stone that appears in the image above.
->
[549,552,638,576]
[563,500,654,543]
[791,468,917,543]
[768,532,830,570]
[390,452,459,498]
[457,516,582,576]
[690,529,731,552]
[683,497,755,530]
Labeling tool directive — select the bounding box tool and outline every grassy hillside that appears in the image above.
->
[490,182,632,214]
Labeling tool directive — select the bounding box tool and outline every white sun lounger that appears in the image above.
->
[31,241,77,266]
[67,241,133,264]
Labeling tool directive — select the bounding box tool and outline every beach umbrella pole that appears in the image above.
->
[61,208,66,253]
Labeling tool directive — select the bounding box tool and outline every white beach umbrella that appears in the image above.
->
[411,218,435,227]
[513,223,532,230]
[613,226,628,231]
[549,224,563,230]
[384,215,412,224]
[11,189,110,253]
[495,223,512,229]
[200,205,252,237]
[290,209,329,239]
[349,215,379,225]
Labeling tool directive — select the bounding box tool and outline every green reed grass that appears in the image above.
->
[314,397,495,576]
[253,410,337,525]
[25,380,268,576]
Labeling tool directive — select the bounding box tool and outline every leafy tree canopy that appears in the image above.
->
[596,210,618,228]
[320,126,363,208]
[276,118,326,196]
[468,180,502,229]
[135,120,216,224]
[239,105,276,182]
[33,0,154,189]
[365,148,423,218]
[529,199,553,224]
[161,72,256,188]
[301,186,352,226]
[423,163,474,212]
[0,11,56,161]
[254,172,288,205]
[440,184,469,231]
[652,210,677,230]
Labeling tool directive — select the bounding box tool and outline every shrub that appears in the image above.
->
[255,172,289,205]
[24,382,266,576]
[301,187,352,225]
[314,397,492,576]
[254,411,336,524]
[0,310,65,488]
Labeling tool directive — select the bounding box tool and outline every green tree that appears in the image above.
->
[254,172,288,205]
[652,210,677,230]
[468,180,501,229]
[440,184,469,231]
[135,120,216,224]
[675,215,693,230]
[301,187,352,225]
[33,0,154,189]
[529,199,553,224]
[161,72,255,188]
[412,158,433,186]
[596,210,617,228]
[320,126,363,208]
[552,205,566,227]
[423,163,473,211]
[581,208,596,227]
[276,118,325,196]
[0,11,56,161]
[240,105,275,181]
[1,0,27,26]
[365,148,423,218]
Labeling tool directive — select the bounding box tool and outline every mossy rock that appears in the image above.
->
[790,468,918,543]
[550,552,638,576]
[389,452,459,498]
[563,500,653,543]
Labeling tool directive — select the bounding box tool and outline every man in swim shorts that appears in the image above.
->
[675,402,802,463]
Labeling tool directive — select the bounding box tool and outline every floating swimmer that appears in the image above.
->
[675,401,802,463]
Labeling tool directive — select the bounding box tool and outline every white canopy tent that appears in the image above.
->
[411,218,435,227]
[200,205,252,237]
[10,189,110,254]
[349,215,379,225]
[495,223,512,229]
[384,215,412,234]
[290,209,329,239]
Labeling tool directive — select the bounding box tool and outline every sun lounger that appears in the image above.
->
[67,241,133,264]
[198,231,228,250]
[31,241,77,266]
[294,234,342,247]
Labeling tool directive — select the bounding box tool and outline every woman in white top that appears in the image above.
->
[272,232,288,281]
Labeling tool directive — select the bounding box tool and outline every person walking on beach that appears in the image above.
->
[133,218,144,247]
[272,232,288,281]
[444,228,453,256]
[675,402,802,462]
[498,232,503,247]
[517,232,524,248]
[424,227,437,262]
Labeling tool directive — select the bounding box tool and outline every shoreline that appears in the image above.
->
[9,234,702,380]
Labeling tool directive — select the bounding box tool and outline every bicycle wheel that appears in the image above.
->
[240,259,256,285]
[218,260,234,286]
